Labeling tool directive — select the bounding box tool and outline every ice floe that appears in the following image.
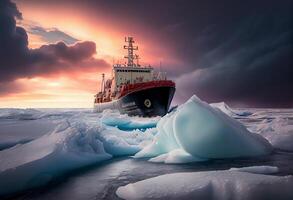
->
[229,165,279,174]
[0,108,43,120]
[116,166,293,200]
[0,118,59,150]
[0,110,155,196]
[254,117,293,151]
[0,108,89,120]
[211,102,252,117]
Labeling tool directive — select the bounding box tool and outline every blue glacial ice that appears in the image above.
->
[101,109,159,130]
[135,95,272,162]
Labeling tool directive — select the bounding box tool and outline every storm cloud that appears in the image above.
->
[28,25,79,45]
[2,0,293,107]
[0,0,108,89]
[42,0,291,107]
[93,0,292,107]
[174,10,293,107]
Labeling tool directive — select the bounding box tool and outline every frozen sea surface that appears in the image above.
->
[116,165,293,200]
[0,97,292,199]
[8,153,293,200]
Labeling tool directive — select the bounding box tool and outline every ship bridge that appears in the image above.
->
[112,37,155,90]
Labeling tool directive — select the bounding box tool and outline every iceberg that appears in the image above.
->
[116,166,293,200]
[135,95,272,162]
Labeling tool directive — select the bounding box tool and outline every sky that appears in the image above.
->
[0,0,292,108]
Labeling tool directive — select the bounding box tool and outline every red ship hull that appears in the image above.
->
[94,80,176,116]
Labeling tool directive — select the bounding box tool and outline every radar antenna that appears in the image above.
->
[124,36,138,67]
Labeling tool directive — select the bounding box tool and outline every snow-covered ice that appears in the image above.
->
[0,121,111,196]
[0,96,292,197]
[0,108,90,150]
[135,95,272,162]
[0,109,155,196]
[211,102,252,117]
[116,166,293,200]
[149,149,207,164]
[254,117,293,151]
[229,165,279,174]
[0,119,58,150]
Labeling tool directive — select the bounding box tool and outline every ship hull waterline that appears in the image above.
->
[94,86,175,117]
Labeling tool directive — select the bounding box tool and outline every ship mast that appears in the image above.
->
[101,73,105,92]
[124,37,138,67]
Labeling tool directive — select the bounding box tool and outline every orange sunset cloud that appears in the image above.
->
[0,1,176,108]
